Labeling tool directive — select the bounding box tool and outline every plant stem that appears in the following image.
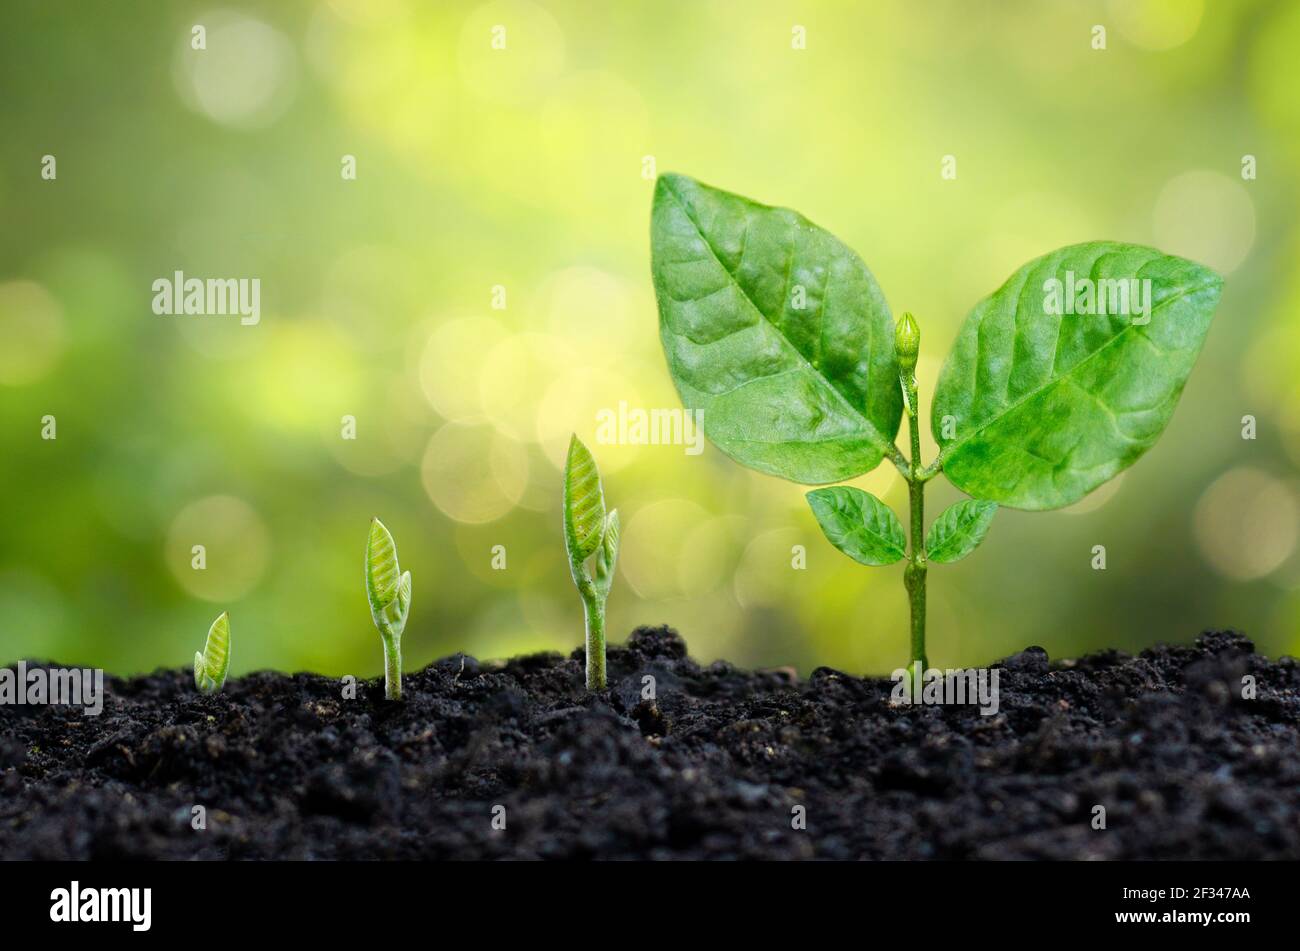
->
[583,595,606,690]
[900,365,928,672]
[382,632,402,700]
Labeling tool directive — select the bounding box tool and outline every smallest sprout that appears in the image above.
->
[194,612,231,695]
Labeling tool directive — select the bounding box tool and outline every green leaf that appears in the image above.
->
[932,242,1222,510]
[925,499,997,564]
[651,173,903,485]
[806,486,906,566]
[390,569,412,637]
[366,518,411,638]
[564,435,606,565]
[365,517,401,617]
[194,611,230,694]
[595,508,620,598]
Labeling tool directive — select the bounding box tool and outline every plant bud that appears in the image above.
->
[895,312,920,373]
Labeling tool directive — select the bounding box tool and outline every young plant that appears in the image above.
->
[194,611,230,695]
[563,435,620,691]
[365,517,412,700]
[650,173,1222,672]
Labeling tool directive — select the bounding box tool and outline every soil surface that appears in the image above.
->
[2,627,1298,860]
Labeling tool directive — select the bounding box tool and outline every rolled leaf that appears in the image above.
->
[806,486,906,566]
[564,435,606,565]
[194,611,230,694]
[651,173,902,484]
[925,499,997,564]
[366,517,400,614]
[932,242,1222,510]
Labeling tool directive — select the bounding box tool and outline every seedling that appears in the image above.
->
[194,611,230,694]
[563,435,620,690]
[650,173,1222,671]
[365,518,412,700]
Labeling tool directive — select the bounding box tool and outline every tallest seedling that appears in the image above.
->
[564,435,620,690]
[650,173,1222,670]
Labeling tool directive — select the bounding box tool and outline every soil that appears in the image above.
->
[1,627,1297,860]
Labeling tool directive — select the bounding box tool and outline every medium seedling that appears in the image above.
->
[563,435,620,690]
[194,611,230,694]
[650,173,1222,672]
[365,517,412,700]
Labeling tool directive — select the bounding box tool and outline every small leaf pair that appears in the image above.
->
[564,435,620,690]
[366,518,412,700]
[806,489,997,567]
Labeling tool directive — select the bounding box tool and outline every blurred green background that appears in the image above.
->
[1,0,1297,679]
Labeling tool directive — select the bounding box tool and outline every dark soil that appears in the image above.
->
[2,627,1298,860]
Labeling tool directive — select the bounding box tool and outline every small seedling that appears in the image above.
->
[365,517,412,701]
[194,611,230,694]
[563,435,620,690]
[650,174,1222,671]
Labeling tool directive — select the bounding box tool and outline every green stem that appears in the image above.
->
[583,596,606,690]
[382,632,402,700]
[901,369,928,672]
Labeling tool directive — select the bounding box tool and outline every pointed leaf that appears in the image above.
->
[366,518,400,614]
[932,242,1222,510]
[564,436,606,564]
[651,173,903,485]
[195,611,230,693]
[806,486,906,566]
[925,499,997,564]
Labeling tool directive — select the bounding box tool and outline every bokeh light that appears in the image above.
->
[1108,0,1204,51]
[421,422,529,524]
[0,281,64,386]
[1,1,1296,679]
[1151,170,1255,275]
[1194,469,1299,581]
[457,0,565,106]
[166,496,272,601]
[172,10,298,129]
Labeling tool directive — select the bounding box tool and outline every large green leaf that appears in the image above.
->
[651,173,903,485]
[932,242,1222,510]
[925,499,997,564]
[806,486,906,566]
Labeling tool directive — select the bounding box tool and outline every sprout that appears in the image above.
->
[194,611,230,695]
[365,518,412,701]
[563,435,620,691]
